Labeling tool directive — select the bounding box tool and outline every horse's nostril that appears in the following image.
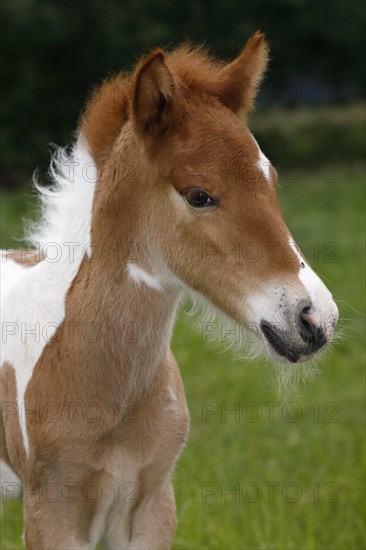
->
[300,305,319,328]
[299,305,326,350]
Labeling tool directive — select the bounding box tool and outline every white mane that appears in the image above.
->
[27,136,96,257]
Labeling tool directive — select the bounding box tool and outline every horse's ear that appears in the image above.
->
[217,31,269,114]
[130,49,175,135]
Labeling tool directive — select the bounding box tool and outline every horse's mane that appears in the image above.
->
[27,139,95,257]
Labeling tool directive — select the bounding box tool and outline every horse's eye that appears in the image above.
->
[183,189,218,209]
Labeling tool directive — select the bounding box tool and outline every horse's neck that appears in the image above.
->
[69,252,180,401]
[70,139,182,399]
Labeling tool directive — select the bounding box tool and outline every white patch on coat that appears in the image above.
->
[288,237,338,327]
[258,149,271,182]
[252,136,271,183]
[127,263,163,291]
[0,251,28,290]
[0,136,96,454]
[288,238,320,300]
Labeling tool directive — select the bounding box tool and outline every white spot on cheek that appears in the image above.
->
[127,263,163,291]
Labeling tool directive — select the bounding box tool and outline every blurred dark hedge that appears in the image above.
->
[1,0,365,187]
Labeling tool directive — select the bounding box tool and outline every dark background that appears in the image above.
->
[1,0,365,188]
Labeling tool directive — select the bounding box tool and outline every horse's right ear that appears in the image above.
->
[130,49,175,136]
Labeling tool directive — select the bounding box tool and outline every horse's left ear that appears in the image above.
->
[217,31,269,114]
[130,49,175,136]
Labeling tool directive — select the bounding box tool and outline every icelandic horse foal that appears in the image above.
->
[0,33,338,548]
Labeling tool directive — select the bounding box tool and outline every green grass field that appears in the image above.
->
[1,164,365,549]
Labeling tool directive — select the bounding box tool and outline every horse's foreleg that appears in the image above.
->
[23,480,101,550]
[103,480,176,550]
